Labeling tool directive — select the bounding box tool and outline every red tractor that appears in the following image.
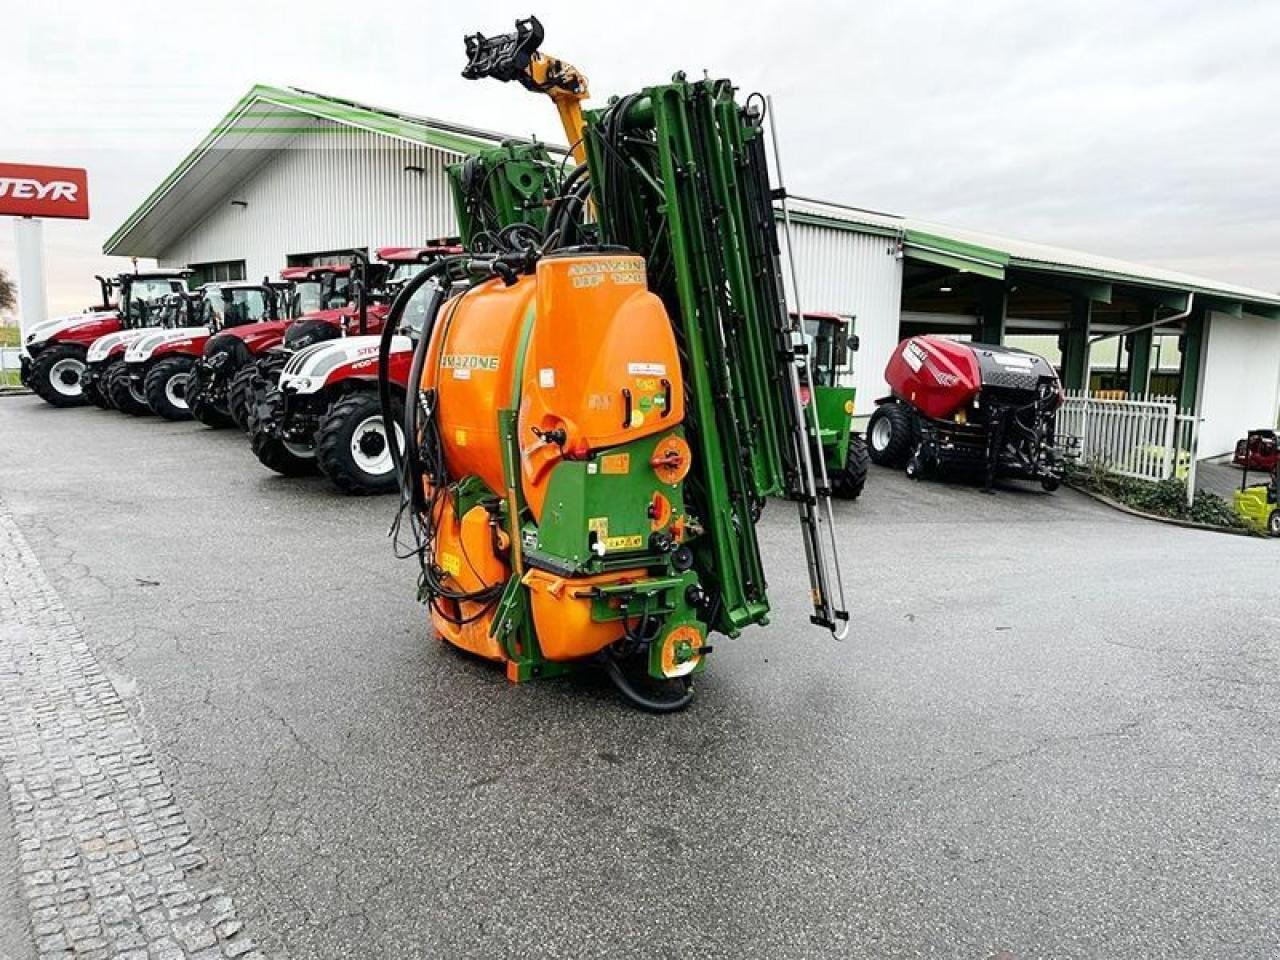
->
[121,282,281,419]
[247,246,456,492]
[24,272,187,407]
[184,263,357,429]
[866,335,1066,491]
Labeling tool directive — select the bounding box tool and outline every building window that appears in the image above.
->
[288,249,367,268]
[190,260,246,285]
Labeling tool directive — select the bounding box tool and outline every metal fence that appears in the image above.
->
[1058,390,1199,486]
[0,347,22,383]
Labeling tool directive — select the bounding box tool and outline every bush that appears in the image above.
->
[1067,463,1246,530]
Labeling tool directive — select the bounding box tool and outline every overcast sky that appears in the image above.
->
[3,0,1278,317]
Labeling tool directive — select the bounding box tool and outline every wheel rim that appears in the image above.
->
[350,415,403,476]
[128,377,146,405]
[49,358,85,398]
[165,373,191,410]
[283,439,316,460]
[1269,512,1279,536]
[871,417,892,450]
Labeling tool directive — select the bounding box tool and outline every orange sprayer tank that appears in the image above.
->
[426,277,537,497]
[517,252,685,519]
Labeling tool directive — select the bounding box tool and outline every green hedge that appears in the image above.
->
[1068,464,1245,530]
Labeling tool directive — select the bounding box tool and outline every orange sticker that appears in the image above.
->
[599,453,630,475]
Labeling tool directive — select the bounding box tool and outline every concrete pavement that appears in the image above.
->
[1,396,1277,959]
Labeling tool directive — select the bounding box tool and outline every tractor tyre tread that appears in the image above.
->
[105,361,151,416]
[144,356,197,421]
[316,392,401,496]
[867,402,915,468]
[28,344,89,408]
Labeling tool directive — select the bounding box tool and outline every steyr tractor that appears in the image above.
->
[867,335,1066,492]
[23,272,186,407]
[373,16,849,711]
[248,247,459,493]
[122,282,280,420]
[185,263,354,429]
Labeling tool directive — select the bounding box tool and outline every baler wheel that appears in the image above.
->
[1268,510,1279,537]
[866,403,914,468]
[28,344,89,408]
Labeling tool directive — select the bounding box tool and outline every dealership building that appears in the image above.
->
[105,85,1280,460]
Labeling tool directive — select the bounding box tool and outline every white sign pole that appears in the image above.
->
[13,216,49,345]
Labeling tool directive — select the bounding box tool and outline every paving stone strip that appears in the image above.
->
[0,504,269,960]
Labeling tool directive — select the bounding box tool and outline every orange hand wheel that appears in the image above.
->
[649,434,692,485]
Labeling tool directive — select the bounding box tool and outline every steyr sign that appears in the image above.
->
[0,163,90,220]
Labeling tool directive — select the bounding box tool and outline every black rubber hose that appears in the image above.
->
[401,286,445,512]
[377,260,455,479]
[602,657,695,714]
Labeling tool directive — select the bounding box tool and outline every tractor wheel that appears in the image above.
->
[144,356,197,421]
[248,387,318,478]
[228,364,259,432]
[187,367,234,428]
[831,434,870,499]
[105,362,152,416]
[28,344,89,407]
[866,402,914,467]
[316,392,404,495]
[1268,510,1280,538]
[82,369,109,409]
[97,360,124,410]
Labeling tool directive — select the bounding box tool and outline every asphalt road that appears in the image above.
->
[1,396,1277,959]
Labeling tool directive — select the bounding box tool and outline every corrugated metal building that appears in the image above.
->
[106,85,1280,460]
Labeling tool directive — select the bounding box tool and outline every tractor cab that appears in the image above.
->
[800,313,858,389]
[199,282,279,333]
[792,313,863,498]
[151,291,201,329]
[279,265,353,318]
[117,270,192,329]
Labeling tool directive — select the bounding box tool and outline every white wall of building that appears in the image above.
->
[157,120,461,279]
[781,222,903,419]
[1198,310,1280,459]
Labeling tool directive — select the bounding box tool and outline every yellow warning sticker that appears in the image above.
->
[455,429,467,447]
[439,552,462,576]
[588,517,609,538]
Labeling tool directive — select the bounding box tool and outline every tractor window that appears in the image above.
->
[124,277,184,323]
[803,317,848,388]
[203,288,270,329]
[399,283,434,337]
[386,262,427,285]
[292,281,323,316]
[324,276,352,309]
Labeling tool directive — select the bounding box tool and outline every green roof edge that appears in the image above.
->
[103,84,499,256]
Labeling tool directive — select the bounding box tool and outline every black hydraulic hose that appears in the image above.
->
[377,260,454,479]
[601,658,695,714]
[400,287,444,514]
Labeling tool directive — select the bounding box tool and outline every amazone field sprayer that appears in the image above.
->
[377,16,849,710]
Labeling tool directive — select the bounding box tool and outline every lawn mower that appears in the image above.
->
[185,263,355,429]
[867,335,1065,492]
[23,272,187,407]
[1233,428,1279,473]
[247,246,460,492]
[121,282,280,420]
[373,16,848,711]
[1233,452,1279,536]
